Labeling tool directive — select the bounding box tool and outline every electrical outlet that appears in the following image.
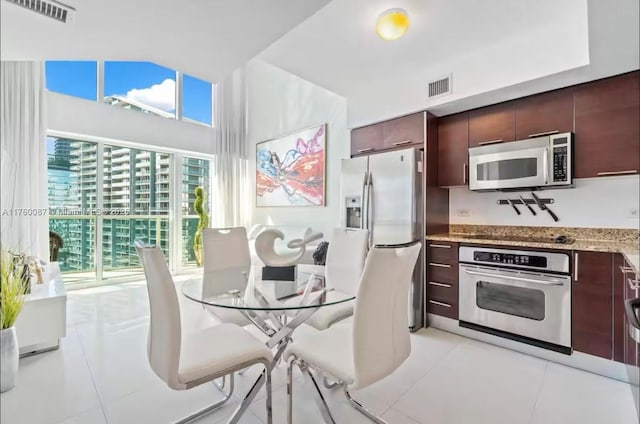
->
[629,208,639,219]
[456,209,471,217]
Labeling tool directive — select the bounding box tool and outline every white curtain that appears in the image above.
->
[0,61,48,260]
[211,66,251,228]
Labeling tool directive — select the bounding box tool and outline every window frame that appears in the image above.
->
[45,61,215,127]
[47,130,214,289]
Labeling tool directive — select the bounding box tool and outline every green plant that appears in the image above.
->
[193,186,210,267]
[1,248,25,330]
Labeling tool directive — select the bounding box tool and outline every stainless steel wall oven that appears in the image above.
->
[458,246,572,354]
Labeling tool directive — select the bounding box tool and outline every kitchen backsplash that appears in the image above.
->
[449,174,640,229]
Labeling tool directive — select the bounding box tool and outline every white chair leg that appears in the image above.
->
[343,387,387,424]
[173,373,235,424]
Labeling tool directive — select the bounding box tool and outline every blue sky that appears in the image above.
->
[45,61,212,125]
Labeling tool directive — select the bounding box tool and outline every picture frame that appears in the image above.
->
[255,123,327,207]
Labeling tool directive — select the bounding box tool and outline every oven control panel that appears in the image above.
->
[473,251,548,268]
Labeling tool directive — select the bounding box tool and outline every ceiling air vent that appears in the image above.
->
[428,75,452,98]
[4,0,76,23]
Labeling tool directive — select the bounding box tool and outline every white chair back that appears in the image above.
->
[136,245,182,389]
[351,242,421,389]
[202,227,252,295]
[325,229,369,295]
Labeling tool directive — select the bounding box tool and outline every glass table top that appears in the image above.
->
[181,265,355,311]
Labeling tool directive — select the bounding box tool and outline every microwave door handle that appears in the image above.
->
[367,172,373,246]
[463,268,564,286]
[543,148,549,185]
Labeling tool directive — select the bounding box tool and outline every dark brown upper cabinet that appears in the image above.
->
[351,123,383,156]
[382,112,425,149]
[574,71,640,178]
[468,102,516,147]
[437,113,469,187]
[515,88,574,140]
[572,251,613,360]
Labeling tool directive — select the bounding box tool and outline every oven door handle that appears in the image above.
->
[462,269,565,286]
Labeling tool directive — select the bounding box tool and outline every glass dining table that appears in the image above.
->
[181,265,355,421]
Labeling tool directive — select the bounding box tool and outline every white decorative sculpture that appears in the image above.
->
[254,228,323,267]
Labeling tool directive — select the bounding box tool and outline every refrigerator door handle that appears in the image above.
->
[367,172,373,246]
[361,170,368,230]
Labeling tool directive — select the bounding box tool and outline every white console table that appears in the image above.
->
[14,263,67,357]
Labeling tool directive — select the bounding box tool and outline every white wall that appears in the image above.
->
[48,92,215,154]
[449,175,640,229]
[246,59,349,238]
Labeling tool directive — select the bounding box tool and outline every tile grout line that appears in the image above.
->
[387,336,465,411]
[73,320,110,424]
[527,361,550,424]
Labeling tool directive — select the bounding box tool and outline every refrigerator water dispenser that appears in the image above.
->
[345,195,362,229]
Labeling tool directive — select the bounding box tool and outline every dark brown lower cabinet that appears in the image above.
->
[572,251,613,359]
[426,241,459,320]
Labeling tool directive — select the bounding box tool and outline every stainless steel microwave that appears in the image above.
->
[468,132,573,191]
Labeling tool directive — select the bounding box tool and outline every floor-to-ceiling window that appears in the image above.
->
[47,137,97,283]
[47,136,212,285]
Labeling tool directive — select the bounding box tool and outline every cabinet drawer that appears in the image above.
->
[427,263,458,285]
[427,280,458,303]
[427,298,458,319]
[427,241,458,263]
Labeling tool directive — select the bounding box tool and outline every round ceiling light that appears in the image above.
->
[375,8,409,41]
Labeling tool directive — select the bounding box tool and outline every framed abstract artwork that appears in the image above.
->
[256,123,326,207]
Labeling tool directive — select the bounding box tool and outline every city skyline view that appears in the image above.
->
[45,60,214,282]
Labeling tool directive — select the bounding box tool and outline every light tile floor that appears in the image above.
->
[1,278,637,424]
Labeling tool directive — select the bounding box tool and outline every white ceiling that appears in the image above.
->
[259,0,639,127]
[0,0,332,82]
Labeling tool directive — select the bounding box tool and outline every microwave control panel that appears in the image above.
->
[551,134,571,183]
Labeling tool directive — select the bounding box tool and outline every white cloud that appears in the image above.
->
[125,79,175,112]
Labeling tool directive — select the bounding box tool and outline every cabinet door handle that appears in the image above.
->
[429,244,451,249]
[528,130,559,138]
[357,147,374,153]
[463,163,467,184]
[429,300,452,308]
[574,252,579,282]
[477,139,504,146]
[392,140,413,146]
[429,281,452,288]
[596,170,638,176]
[429,262,451,268]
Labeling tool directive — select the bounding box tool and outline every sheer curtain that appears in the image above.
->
[0,61,48,260]
[211,66,251,228]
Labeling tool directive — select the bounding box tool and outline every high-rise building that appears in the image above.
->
[47,135,210,276]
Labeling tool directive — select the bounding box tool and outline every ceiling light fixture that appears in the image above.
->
[375,8,409,41]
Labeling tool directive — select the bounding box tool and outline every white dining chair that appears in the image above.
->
[202,227,253,326]
[285,241,422,424]
[136,245,273,424]
[303,228,369,331]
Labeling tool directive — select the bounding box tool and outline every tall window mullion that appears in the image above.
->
[95,143,105,281]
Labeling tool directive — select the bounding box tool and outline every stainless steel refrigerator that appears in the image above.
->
[340,147,424,331]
